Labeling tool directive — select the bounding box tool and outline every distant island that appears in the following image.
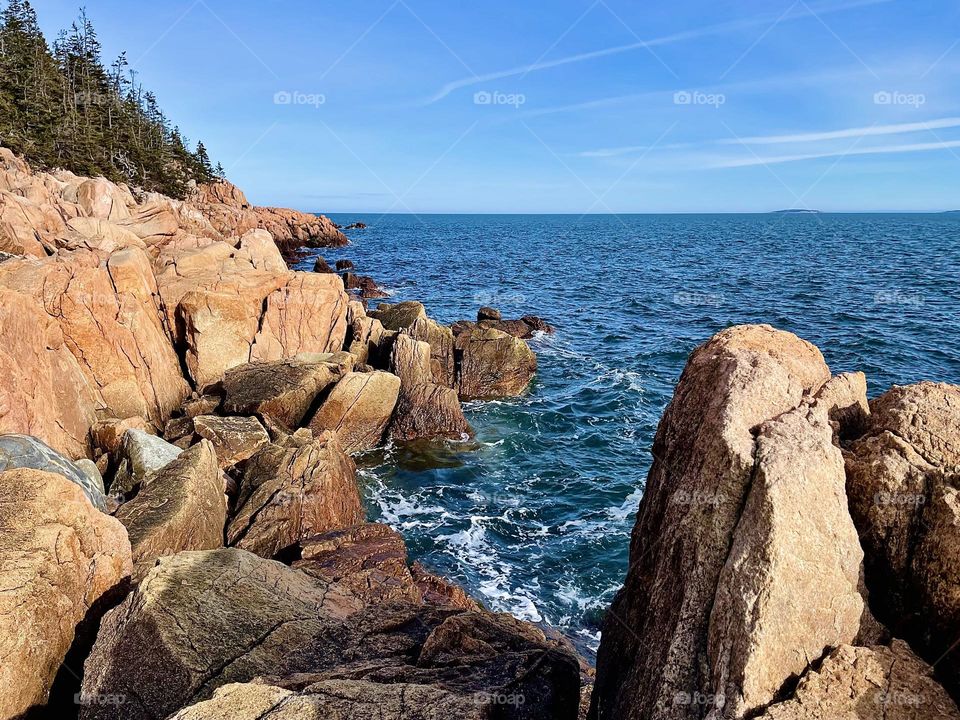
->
[771,208,822,214]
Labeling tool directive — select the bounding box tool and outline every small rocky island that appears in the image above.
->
[0,146,957,720]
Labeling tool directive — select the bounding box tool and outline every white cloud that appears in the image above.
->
[711,138,960,167]
[720,117,960,145]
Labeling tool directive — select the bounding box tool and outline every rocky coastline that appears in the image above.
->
[0,146,956,719]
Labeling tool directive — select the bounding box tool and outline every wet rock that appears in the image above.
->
[757,640,960,719]
[115,441,226,582]
[591,325,831,720]
[411,561,483,611]
[293,523,422,605]
[78,548,362,720]
[0,433,108,510]
[477,306,501,322]
[0,468,131,719]
[306,371,401,453]
[193,415,270,468]
[227,434,363,558]
[342,271,388,299]
[846,381,960,697]
[344,222,367,229]
[221,355,351,434]
[335,259,354,270]
[369,301,427,331]
[111,429,183,500]
[313,256,334,273]
[455,326,537,400]
[480,315,554,339]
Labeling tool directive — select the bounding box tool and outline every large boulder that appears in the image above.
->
[590,325,833,720]
[306,371,401,453]
[455,326,537,400]
[78,548,362,720]
[846,381,960,697]
[706,373,867,717]
[757,641,960,719]
[388,335,472,441]
[221,354,352,434]
[227,434,364,558]
[346,314,389,366]
[115,441,227,582]
[0,433,107,510]
[76,178,132,221]
[369,301,427,331]
[406,316,456,388]
[0,468,131,719]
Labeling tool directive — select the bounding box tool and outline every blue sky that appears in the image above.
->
[36,0,960,212]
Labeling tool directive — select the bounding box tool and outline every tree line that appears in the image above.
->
[0,0,223,198]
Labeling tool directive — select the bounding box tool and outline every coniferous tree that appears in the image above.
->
[0,1,220,198]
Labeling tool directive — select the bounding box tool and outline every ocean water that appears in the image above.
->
[297,213,960,657]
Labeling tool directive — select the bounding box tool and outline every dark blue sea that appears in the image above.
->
[297,213,960,657]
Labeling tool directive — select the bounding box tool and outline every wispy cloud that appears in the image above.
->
[720,117,960,145]
[422,0,895,105]
[712,138,960,167]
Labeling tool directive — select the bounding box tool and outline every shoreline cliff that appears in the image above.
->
[0,147,957,720]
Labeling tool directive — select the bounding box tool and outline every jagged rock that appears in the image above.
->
[388,335,471,441]
[336,259,354,270]
[227,434,363,558]
[757,641,960,719]
[0,468,131,719]
[111,429,183,500]
[406,316,456,387]
[78,548,362,720]
[342,271,388,298]
[221,355,351,434]
[0,433,108,510]
[456,326,537,400]
[182,394,222,418]
[115,441,226,582]
[293,523,422,605]
[479,315,555,339]
[477,306,501,322]
[234,229,287,273]
[846,381,960,697]
[306,371,401,453]
[707,373,868,717]
[313,256,334,273]
[193,415,270,468]
[370,301,427,331]
[411,561,483,611]
[591,325,832,720]
[346,315,389,366]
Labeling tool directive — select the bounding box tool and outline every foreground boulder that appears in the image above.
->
[455,326,537,400]
[306,371,401,453]
[846,381,960,697]
[115,441,226,581]
[80,548,580,720]
[591,325,835,720]
[757,640,960,719]
[193,415,270,468]
[0,468,131,719]
[227,434,363,558]
[0,433,107,510]
[110,428,182,499]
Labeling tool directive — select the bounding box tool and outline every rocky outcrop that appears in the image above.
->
[115,441,226,581]
[455,325,537,400]
[757,641,960,719]
[0,433,107,510]
[370,300,427,331]
[406,316,456,388]
[111,428,183,499]
[591,325,834,720]
[192,415,270,468]
[220,354,352,434]
[306,371,401,453]
[227,434,364,558]
[846,381,960,697]
[0,468,131,718]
